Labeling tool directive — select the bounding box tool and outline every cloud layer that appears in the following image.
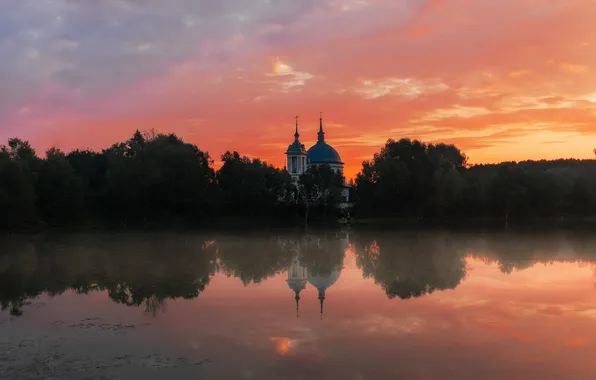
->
[1,0,595,178]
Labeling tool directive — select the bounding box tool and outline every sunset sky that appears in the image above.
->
[1,0,595,179]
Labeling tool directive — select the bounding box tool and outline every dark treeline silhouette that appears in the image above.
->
[354,138,596,220]
[0,132,345,230]
[2,132,596,230]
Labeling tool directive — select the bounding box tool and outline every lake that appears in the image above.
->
[1,229,596,379]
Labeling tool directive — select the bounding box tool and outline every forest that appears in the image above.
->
[1,130,596,230]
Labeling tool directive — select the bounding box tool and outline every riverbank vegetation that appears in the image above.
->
[1,131,596,230]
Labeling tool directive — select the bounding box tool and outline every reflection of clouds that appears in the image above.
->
[564,338,587,347]
[414,258,596,357]
[270,337,297,356]
[271,323,320,349]
[472,318,535,342]
[358,314,423,335]
[268,329,323,358]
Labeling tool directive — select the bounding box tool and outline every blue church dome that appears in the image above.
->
[307,116,343,164]
[307,142,342,164]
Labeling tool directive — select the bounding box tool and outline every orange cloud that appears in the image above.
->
[3,0,596,180]
[422,0,447,12]
[405,25,431,38]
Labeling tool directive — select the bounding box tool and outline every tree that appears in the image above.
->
[485,165,562,220]
[36,148,85,224]
[103,132,215,224]
[2,138,40,166]
[297,164,345,225]
[0,139,41,229]
[354,138,466,217]
[216,151,293,216]
[0,151,37,229]
[67,149,108,218]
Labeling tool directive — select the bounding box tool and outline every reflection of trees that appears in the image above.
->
[466,233,545,274]
[0,234,217,317]
[6,230,596,316]
[467,231,596,274]
[298,233,346,277]
[216,235,294,285]
[0,239,45,316]
[210,232,347,288]
[0,232,349,317]
[353,230,596,301]
[354,232,468,299]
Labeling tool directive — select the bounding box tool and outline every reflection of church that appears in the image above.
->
[285,232,349,317]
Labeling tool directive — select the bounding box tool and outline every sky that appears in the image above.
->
[1,0,595,179]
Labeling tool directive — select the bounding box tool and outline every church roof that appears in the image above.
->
[307,268,341,290]
[286,116,307,155]
[287,141,307,155]
[306,115,343,164]
[307,142,342,164]
[287,278,307,293]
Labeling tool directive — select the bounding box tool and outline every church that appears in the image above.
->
[285,114,351,207]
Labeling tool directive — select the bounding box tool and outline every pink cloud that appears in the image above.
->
[2,0,596,179]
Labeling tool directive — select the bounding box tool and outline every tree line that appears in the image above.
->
[0,131,344,230]
[354,138,596,221]
[1,130,596,230]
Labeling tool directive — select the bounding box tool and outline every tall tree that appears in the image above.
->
[36,148,85,225]
[67,149,108,219]
[216,151,294,216]
[103,132,215,224]
[354,138,466,217]
[0,138,41,229]
[0,151,37,229]
[297,164,345,225]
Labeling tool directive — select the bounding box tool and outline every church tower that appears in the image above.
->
[287,255,308,317]
[285,116,308,181]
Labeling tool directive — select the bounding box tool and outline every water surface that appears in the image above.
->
[1,229,596,379]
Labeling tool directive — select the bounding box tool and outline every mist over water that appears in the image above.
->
[1,229,596,379]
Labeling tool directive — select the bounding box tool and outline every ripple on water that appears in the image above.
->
[0,336,211,380]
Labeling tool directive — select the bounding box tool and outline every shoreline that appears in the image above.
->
[4,216,596,235]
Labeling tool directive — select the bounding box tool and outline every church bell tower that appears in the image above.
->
[285,116,308,181]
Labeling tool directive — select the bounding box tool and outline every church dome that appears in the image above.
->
[307,142,342,164]
[307,268,341,291]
